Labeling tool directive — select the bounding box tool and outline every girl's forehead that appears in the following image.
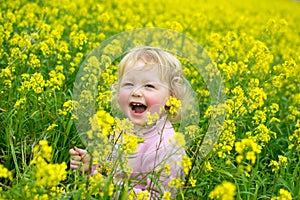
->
[123,65,159,78]
[120,59,168,83]
[123,62,159,74]
[124,59,156,69]
[121,64,168,84]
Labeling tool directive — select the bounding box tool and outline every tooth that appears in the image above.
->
[132,103,142,106]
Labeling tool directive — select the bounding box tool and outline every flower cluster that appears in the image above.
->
[288,120,300,151]
[30,140,67,187]
[113,118,143,155]
[128,190,150,200]
[271,189,293,200]
[58,100,74,116]
[1,0,300,199]
[0,164,12,180]
[180,155,192,175]
[209,181,236,200]
[86,110,115,162]
[235,138,262,176]
[165,96,181,116]
[268,155,288,172]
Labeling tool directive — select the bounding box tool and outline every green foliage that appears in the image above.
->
[1,0,300,199]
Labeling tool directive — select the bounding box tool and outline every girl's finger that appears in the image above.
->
[69,148,79,155]
[70,164,79,170]
[74,147,87,156]
[70,159,81,166]
[71,155,82,162]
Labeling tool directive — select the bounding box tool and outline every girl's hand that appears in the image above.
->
[69,146,91,173]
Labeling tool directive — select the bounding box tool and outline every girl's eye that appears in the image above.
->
[123,83,133,87]
[145,84,155,88]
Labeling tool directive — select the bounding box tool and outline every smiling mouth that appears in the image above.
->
[130,102,147,114]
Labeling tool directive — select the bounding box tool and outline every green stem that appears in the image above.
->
[9,128,20,180]
[148,114,169,197]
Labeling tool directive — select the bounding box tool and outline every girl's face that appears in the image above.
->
[118,60,171,126]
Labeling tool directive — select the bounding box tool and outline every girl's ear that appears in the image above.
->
[111,83,118,91]
[111,82,120,105]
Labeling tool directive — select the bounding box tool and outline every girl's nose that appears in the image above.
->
[131,87,143,97]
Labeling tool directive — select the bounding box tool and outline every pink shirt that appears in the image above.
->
[120,117,185,198]
[94,117,186,199]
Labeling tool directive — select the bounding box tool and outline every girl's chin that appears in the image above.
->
[130,119,147,127]
[128,111,147,124]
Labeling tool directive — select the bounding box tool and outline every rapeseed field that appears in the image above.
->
[0,0,300,199]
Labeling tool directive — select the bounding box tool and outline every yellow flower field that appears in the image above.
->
[0,0,300,199]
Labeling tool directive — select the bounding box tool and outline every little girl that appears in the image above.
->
[70,46,192,199]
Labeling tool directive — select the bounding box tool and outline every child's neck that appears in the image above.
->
[133,115,168,133]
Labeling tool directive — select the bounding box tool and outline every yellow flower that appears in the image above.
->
[46,123,58,131]
[30,140,67,187]
[252,109,267,125]
[168,177,182,188]
[89,110,115,135]
[146,111,160,125]
[30,140,53,163]
[204,161,213,172]
[246,124,277,145]
[271,189,293,200]
[213,119,236,158]
[184,125,200,139]
[165,96,181,115]
[33,194,49,200]
[235,138,261,174]
[28,53,41,69]
[114,118,134,136]
[164,163,171,176]
[136,190,150,200]
[189,177,197,187]
[35,162,67,187]
[236,155,243,164]
[162,191,171,200]
[123,132,141,154]
[270,117,281,123]
[247,87,267,111]
[269,160,279,172]
[173,132,186,147]
[246,151,256,165]
[0,164,13,180]
[270,103,279,114]
[235,138,261,155]
[180,155,192,175]
[108,183,114,197]
[209,181,236,200]
[289,120,300,151]
[269,155,288,172]
[13,97,26,109]
[278,155,288,168]
[30,73,45,94]
[46,69,65,91]
[69,30,87,49]
[89,173,105,196]
[225,160,231,165]
[58,100,74,116]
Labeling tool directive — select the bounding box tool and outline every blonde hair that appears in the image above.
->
[113,46,194,122]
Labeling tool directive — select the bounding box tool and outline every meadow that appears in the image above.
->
[0,0,300,199]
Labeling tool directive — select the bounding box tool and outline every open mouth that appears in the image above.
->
[130,102,147,114]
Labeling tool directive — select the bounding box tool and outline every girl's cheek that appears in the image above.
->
[118,91,129,107]
[146,94,166,110]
